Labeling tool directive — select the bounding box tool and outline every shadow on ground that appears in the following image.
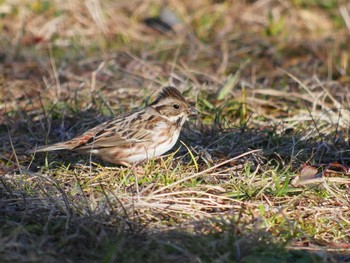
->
[1,178,347,263]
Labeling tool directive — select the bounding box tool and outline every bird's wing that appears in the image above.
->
[28,108,166,153]
[73,109,160,150]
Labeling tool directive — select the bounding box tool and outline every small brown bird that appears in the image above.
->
[28,86,197,166]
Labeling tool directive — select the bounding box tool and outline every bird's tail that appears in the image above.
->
[26,142,72,154]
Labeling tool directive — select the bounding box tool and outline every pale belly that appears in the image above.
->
[123,130,180,163]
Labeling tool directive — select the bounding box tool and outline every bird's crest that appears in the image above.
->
[152,86,187,105]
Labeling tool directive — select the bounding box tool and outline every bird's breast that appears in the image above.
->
[121,124,180,164]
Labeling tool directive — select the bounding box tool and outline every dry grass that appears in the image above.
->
[1,0,350,262]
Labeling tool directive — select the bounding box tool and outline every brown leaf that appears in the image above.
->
[291,164,322,187]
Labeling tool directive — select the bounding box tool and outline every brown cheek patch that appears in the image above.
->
[154,105,167,115]
[156,104,187,117]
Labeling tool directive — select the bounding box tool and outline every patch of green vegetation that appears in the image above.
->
[291,0,339,9]
[192,6,226,42]
[29,0,52,13]
[265,13,286,37]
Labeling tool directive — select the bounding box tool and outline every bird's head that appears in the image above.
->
[150,86,197,125]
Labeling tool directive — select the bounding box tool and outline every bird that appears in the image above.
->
[28,86,197,166]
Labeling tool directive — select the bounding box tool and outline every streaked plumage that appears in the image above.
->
[28,86,197,166]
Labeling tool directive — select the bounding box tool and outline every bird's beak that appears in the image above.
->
[187,106,198,116]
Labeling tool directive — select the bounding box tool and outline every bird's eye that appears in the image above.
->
[173,104,180,109]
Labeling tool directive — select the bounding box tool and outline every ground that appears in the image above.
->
[1,0,350,262]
